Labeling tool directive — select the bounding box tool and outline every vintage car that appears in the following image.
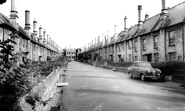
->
[128,61,161,81]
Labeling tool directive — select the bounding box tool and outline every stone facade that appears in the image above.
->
[0,0,61,62]
[83,1,185,63]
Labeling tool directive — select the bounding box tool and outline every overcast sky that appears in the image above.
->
[0,0,185,49]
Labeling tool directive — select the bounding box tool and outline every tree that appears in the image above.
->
[0,0,6,4]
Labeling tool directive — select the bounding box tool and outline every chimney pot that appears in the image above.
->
[124,16,128,32]
[24,10,30,31]
[138,5,143,25]
[10,0,18,28]
[33,18,37,34]
[39,25,42,38]
[161,0,168,15]
[145,13,149,21]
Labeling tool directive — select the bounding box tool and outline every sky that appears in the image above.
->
[0,0,185,49]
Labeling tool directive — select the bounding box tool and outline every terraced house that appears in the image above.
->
[0,0,60,62]
[83,0,185,63]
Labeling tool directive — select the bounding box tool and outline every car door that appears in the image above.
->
[129,63,135,74]
[131,63,137,76]
[134,63,140,77]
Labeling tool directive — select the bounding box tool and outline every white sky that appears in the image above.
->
[0,0,185,49]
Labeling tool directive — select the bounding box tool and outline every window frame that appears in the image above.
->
[168,30,176,46]
[154,35,159,49]
[142,38,146,51]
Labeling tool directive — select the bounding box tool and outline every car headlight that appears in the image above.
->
[147,70,150,73]
[156,69,161,73]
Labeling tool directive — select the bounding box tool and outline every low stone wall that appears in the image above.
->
[20,66,66,111]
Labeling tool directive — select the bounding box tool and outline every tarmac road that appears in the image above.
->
[59,61,185,111]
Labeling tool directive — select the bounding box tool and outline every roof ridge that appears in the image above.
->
[169,1,185,10]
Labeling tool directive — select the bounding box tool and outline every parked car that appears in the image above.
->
[128,61,161,81]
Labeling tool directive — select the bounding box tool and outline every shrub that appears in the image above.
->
[0,31,31,111]
[151,61,185,81]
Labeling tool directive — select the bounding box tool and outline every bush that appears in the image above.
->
[151,61,185,81]
[0,31,31,111]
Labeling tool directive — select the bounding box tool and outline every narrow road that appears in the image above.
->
[60,61,185,111]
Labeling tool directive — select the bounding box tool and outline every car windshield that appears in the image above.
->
[137,62,152,68]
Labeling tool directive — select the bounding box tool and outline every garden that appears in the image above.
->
[0,31,66,111]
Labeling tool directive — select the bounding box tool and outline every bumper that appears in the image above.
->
[145,75,160,79]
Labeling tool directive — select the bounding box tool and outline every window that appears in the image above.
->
[154,35,159,49]
[154,53,159,62]
[128,41,131,50]
[26,40,28,49]
[23,39,25,48]
[142,38,146,51]
[134,40,137,52]
[169,52,176,61]
[118,44,121,52]
[0,28,3,42]
[129,54,131,62]
[169,31,175,46]
[134,56,138,61]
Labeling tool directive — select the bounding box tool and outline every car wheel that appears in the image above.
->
[128,72,133,78]
[141,74,145,81]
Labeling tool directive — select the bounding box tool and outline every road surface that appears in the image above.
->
[59,61,185,111]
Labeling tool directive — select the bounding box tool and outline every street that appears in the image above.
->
[60,61,185,111]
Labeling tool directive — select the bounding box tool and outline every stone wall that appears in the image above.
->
[20,66,66,111]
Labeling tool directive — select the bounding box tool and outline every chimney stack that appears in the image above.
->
[39,25,42,39]
[124,16,128,32]
[24,10,30,35]
[138,5,143,25]
[33,18,37,37]
[161,0,168,16]
[43,29,46,42]
[47,34,49,44]
[10,0,18,29]
[145,13,149,21]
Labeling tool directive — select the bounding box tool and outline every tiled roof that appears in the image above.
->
[153,1,185,31]
[0,12,16,30]
[168,1,185,26]
[103,39,109,47]
[108,36,115,45]
[18,25,30,39]
[137,14,160,36]
[115,31,125,43]
[126,25,139,40]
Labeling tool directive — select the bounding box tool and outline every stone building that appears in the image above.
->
[0,0,60,62]
[66,48,76,60]
[83,0,185,63]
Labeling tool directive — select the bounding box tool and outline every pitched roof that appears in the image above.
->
[168,1,185,26]
[126,25,139,40]
[0,12,16,30]
[18,25,30,39]
[137,14,160,36]
[115,31,125,43]
[153,1,185,31]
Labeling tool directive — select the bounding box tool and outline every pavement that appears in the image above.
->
[59,61,185,111]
